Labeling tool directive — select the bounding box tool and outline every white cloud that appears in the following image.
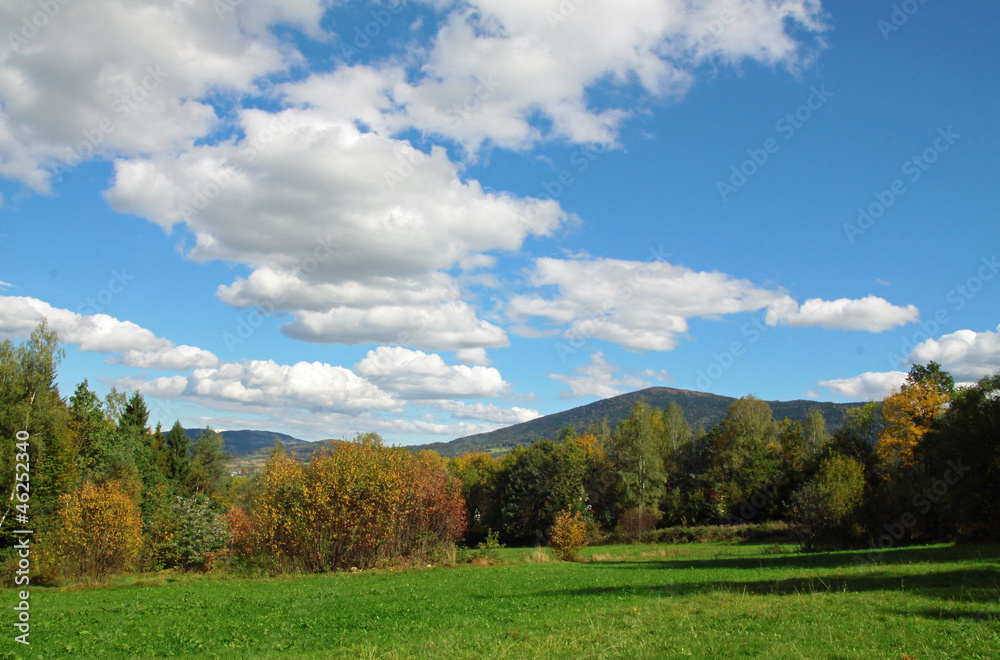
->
[767,296,919,332]
[106,108,567,350]
[117,345,220,371]
[0,295,218,370]
[379,0,827,151]
[907,325,1000,383]
[354,346,508,399]
[455,347,492,366]
[436,401,541,424]
[508,256,790,351]
[817,371,908,401]
[0,0,325,190]
[509,257,919,351]
[186,360,400,415]
[550,351,650,399]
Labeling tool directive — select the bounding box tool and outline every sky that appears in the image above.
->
[0,0,998,445]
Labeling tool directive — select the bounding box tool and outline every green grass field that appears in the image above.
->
[2,542,998,659]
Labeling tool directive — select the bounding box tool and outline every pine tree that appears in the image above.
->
[166,421,192,493]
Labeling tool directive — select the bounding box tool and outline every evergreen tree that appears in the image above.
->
[166,421,192,493]
[190,426,230,496]
[119,390,150,432]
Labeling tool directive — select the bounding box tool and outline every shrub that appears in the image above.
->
[47,480,143,581]
[170,495,228,570]
[616,507,659,541]
[790,453,866,546]
[239,435,468,572]
[550,509,588,561]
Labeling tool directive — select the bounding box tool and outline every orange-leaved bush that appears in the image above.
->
[47,480,143,580]
[236,434,466,571]
[549,509,588,561]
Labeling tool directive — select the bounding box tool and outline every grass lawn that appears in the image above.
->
[1,542,998,659]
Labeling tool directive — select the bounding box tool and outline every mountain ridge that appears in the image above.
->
[408,386,861,457]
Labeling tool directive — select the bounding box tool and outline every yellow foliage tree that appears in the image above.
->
[877,372,951,471]
[48,480,143,580]
[549,509,588,561]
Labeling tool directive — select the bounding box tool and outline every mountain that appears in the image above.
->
[183,428,308,457]
[408,387,862,457]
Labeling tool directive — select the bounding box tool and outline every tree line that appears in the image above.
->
[449,360,999,550]
[2,322,997,582]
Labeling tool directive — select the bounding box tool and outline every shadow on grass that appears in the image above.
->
[592,543,1000,573]
[497,568,1000,606]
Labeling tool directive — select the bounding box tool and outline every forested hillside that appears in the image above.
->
[410,387,860,457]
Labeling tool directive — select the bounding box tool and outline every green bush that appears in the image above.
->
[168,495,228,570]
[790,453,866,546]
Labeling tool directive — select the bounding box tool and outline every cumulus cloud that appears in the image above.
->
[117,345,220,371]
[380,0,828,151]
[907,325,1000,383]
[354,346,509,399]
[179,359,400,415]
[436,401,541,424]
[0,295,219,370]
[509,257,919,351]
[0,0,326,190]
[766,296,919,332]
[817,371,908,400]
[508,256,792,351]
[106,108,566,350]
[550,352,651,399]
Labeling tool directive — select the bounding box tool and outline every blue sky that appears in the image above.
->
[1,0,998,444]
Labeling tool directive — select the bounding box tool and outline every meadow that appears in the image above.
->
[1,541,998,659]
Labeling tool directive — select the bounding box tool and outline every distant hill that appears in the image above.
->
[408,387,862,458]
[183,428,308,457]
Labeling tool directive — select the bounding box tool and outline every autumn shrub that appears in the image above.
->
[394,451,467,559]
[550,509,588,561]
[47,480,143,581]
[239,434,467,572]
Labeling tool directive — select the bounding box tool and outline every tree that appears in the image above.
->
[706,396,781,520]
[492,439,586,545]
[549,509,588,561]
[790,453,866,546]
[47,480,143,581]
[165,421,192,493]
[803,408,831,458]
[0,322,70,512]
[921,371,1000,540]
[877,363,952,471]
[448,451,500,545]
[607,400,666,514]
[190,427,230,496]
[118,390,150,432]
